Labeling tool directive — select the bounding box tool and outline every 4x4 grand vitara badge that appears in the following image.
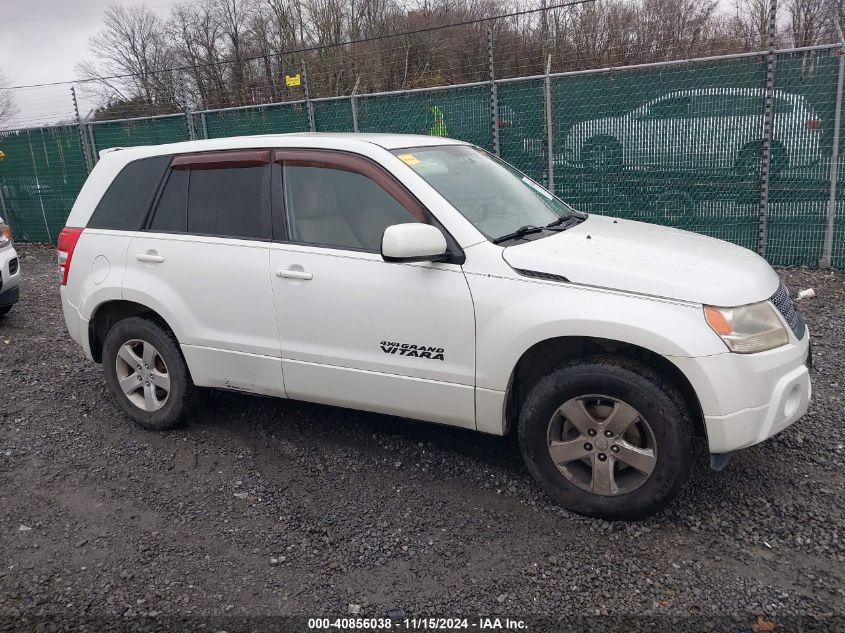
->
[380,341,445,361]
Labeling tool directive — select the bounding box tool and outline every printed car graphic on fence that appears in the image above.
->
[562,88,824,175]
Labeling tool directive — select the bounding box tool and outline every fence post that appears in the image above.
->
[200,112,209,140]
[488,28,501,157]
[756,0,779,258]
[86,123,98,166]
[351,77,361,133]
[301,59,316,132]
[820,29,845,268]
[181,75,196,141]
[545,54,554,193]
[71,86,93,174]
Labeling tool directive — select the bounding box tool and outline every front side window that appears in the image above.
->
[390,145,574,241]
[282,162,420,251]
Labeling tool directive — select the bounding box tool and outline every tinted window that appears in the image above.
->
[88,156,169,230]
[283,163,418,250]
[149,168,188,232]
[187,165,270,240]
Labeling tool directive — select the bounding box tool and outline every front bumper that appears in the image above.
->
[669,332,812,454]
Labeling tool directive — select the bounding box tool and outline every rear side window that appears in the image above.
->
[87,156,170,230]
[188,165,270,240]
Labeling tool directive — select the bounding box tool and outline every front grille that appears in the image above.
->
[770,281,806,340]
[8,258,18,275]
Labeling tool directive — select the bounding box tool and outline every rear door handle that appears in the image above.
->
[276,268,313,280]
[136,252,165,263]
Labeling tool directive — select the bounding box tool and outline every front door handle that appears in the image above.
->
[276,268,313,281]
[136,252,165,263]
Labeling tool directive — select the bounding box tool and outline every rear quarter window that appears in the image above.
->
[87,156,170,230]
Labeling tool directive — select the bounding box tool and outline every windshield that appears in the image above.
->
[391,145,575,241]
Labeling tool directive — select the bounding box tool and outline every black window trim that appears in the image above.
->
[142,149,273,242]
[271,148,465,265]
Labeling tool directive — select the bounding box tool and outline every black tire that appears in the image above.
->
[518,355,694,521]
[0,305,12,317]
[582,136,623,172]
[102,316,196,431]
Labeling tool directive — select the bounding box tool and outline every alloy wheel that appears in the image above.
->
[114,339,171,412]
[546,394,657,496]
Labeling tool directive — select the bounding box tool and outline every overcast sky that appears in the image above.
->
[0,0,183,124]
[0,0,182,86]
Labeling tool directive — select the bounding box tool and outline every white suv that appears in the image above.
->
[0,216,20,316]
[59,133,811,520]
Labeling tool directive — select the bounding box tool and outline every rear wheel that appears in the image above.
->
[518,356,694,520]
[102,317,196,430]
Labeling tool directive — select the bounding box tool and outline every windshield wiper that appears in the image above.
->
[492,225,545,244]
[544,215,583,231]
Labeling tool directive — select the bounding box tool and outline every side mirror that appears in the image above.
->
[381,223,448,263]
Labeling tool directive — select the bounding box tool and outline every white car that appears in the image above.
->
[0,216,20,316]
[563,88,824,175]
[58,133,811,520]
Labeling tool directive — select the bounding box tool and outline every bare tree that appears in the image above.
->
[788,0,835,47]
[0,69,17,127]
[75,4,177,117]
[72,0,778,115]
[730,0,779,50]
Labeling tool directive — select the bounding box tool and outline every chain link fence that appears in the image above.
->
[1,27,843,269]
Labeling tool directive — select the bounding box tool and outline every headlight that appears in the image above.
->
[704,301,789,353]
[0,222,11,248]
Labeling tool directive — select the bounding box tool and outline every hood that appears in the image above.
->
[502,215,779,306]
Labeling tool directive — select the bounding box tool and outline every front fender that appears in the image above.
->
[469,275,727,392]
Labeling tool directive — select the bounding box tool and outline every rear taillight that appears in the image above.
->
[57,227,83,286]
[806,118,822,130]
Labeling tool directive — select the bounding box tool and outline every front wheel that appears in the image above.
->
[518,356,694,520]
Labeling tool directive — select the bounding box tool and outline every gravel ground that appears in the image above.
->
[1,244,844,632]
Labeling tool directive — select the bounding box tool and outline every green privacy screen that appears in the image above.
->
[0,126,88,243]
[202,102,310,138]
[0,49,842,269]
[89,115,191,152]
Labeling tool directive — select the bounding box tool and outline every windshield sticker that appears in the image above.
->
[522,176,554,200]
[397,154,422,166]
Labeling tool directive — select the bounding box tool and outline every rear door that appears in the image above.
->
[269,149,477,428]
[122,150,284,397]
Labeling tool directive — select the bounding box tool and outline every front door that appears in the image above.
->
[269,150,477,428]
